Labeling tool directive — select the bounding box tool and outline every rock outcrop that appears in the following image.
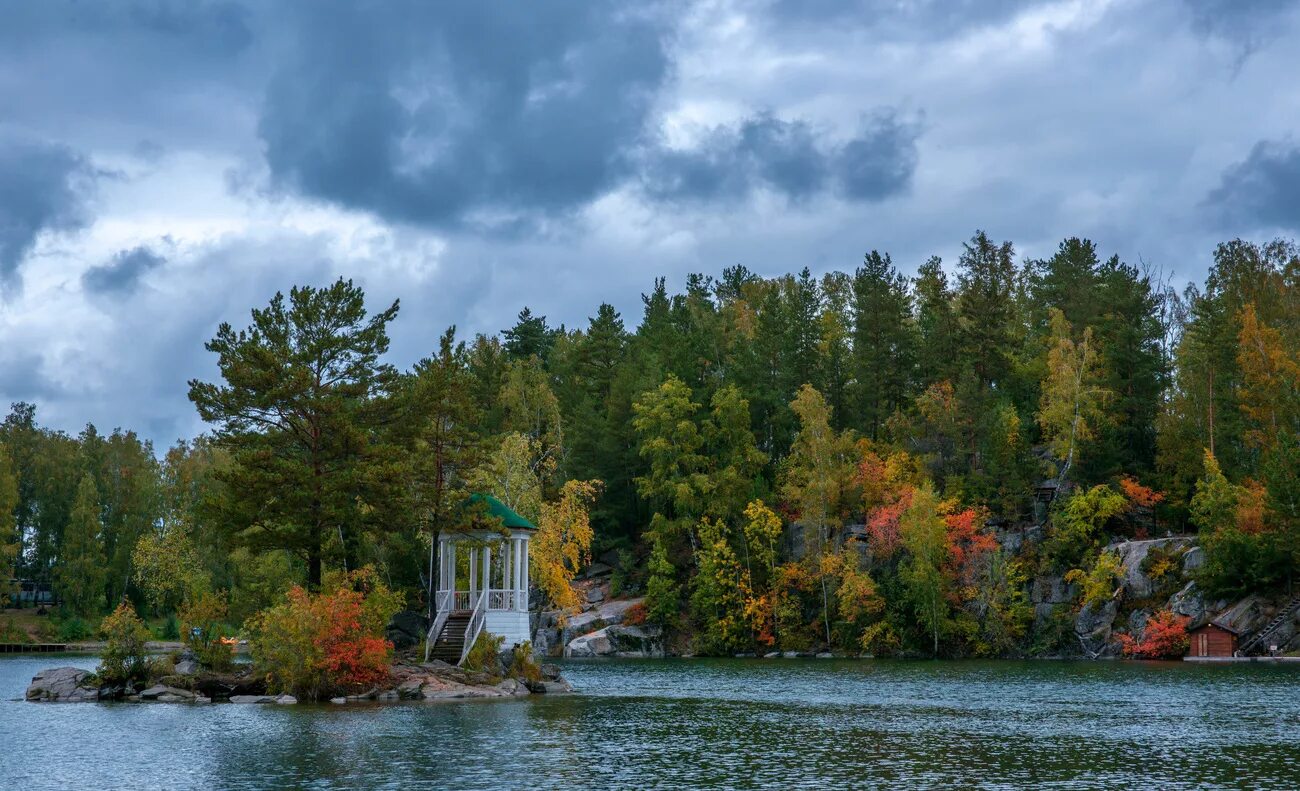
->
[534,597,646,656]
[565,624,664,658]
[385,610,430,651]
[26,667,101,702]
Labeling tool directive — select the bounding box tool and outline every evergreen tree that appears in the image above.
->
[851,250,915,438]
[502,307,557,361]
[914,256,959,387]
[401,327,484,613]
[956,230,1019,391]
[188,278,400,587]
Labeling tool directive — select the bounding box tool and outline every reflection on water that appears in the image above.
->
[2,655,1298,789]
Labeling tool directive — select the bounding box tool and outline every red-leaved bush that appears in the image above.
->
[1117,609,1190,659]
[247,567,402,700]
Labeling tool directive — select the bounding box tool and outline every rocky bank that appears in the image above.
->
[26,651,572,704]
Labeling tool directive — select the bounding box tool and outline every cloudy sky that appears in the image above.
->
[2,0,1299,447]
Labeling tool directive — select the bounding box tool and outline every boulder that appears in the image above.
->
[330,697,346,705]
[385,610,430,651]
[564,624,664,658]
[229,695,278,704]
[525,679,573,694]
[173,659,199,676]
[275,695,298,705]
[140,685,194,702]
[586,587,606,604]
[27,667,100,702]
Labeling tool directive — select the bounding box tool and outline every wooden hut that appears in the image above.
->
[1187,622,1239,658]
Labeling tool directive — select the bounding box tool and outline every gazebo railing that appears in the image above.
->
[434,588,523,613]
[488,589,518,611]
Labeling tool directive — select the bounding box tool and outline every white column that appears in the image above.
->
[468,546,477,595]
[501,540,510,593]
[445,540,455,594]
[482,543,491,602]
[513,537,522,596]
[522,537,529,609]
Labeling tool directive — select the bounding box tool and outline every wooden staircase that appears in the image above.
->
[427,612,472,663]
[1238,595,1300,656]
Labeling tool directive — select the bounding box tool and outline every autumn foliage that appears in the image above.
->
[1117,610,1190,659]
[247,567,402,701]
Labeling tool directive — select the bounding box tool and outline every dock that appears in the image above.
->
[0,643,69,654]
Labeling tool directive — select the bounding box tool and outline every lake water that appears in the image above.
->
[2,655,1298,789]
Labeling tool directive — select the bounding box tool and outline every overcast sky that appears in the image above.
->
[2,0,1299,448]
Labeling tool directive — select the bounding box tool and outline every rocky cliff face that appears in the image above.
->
[1023,533,1299,658]
[533,568,666,658]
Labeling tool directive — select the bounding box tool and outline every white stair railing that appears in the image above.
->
[458,587,489,666]
[424,589,452,662]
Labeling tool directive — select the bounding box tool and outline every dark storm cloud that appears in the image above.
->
[762,0,1044,38]
[641,111,919,204]
[0,350,59,401]
[257,2,673,232]
[82,246,167,294]
[1206,139,1300,231]
[1185,0,1300,52]
[0,134,97,287]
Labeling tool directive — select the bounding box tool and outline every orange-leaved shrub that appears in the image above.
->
[246,566,402,701]
[623,601,648,626]
[1118,609,1190,659]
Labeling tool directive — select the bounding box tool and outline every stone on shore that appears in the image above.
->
[140,684,195,702]
[230,695,279,704]
[26,667,100,702]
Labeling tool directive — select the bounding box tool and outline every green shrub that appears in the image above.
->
[56,616,92,642]
[98,603,151,687]
[508,640,542,683]
[462,630,505,676]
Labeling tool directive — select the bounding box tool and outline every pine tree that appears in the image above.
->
[914,256,959,387]
[402,327,484,614]
[851,250,915,438]
[502,307,557,361]
[956,231,1019,390]
[188,278,400,588]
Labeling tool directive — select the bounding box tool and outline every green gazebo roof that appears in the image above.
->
[469,493,537,530]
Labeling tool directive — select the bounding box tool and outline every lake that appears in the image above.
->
[2,655,1298,789]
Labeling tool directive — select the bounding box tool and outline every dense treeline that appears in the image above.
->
[1,232,1296,658]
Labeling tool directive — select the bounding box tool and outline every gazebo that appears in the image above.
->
[425,494,536,664]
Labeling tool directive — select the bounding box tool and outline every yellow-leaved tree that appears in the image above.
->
[532,479,600,613]
[1037,308,1110,486]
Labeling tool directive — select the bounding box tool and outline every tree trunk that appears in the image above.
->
[308,526,323,589]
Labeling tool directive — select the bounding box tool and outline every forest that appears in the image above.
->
[2,231,1297,659]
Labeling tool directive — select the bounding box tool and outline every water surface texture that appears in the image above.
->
[2,655,1298,789]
